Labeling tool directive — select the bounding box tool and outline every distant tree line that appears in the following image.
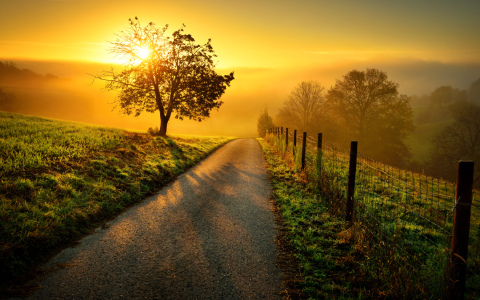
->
[0,61,63,113]
[415,80,480,124]
[427,101,480,187]
[259,69,480,187]
[266,68,414,167]
[0,61,59,85]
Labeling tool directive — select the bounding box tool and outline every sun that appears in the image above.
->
[135,46,151,61]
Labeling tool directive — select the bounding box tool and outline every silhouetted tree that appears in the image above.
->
[277,81,324,131]
[417,85,467,124]
[257,109,274,137]
[326,68,414,166]
[427,101,480,188]
[429,85,466,107]
[93,18,234,136]
[275,81,338,138]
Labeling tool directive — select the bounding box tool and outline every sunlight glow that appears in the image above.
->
[136,46,151,60]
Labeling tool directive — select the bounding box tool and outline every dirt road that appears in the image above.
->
[24,139,282,299]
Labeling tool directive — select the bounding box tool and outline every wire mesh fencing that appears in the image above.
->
[265,128,479,299]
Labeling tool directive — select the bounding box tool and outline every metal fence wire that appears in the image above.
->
[265,129,480,299]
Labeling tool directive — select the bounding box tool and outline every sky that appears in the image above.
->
[1,0,480,136]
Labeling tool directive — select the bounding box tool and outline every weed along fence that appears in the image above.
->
[266,127,480,299]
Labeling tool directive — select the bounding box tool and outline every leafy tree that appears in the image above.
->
[429,85,466,107]
[257,109,274,137]
[326,68,414,165]
[427,101,480,188]
[93,18,234,136]
[417,86,466,124]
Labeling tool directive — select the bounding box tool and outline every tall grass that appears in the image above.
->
[266,131,480,298]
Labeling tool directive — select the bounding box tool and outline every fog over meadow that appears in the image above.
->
[2,58,480,138]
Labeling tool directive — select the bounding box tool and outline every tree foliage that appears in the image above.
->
[257,109,274,137]
[93,18,234,136]
[326,68,414,166]
[428,101,480,187]
[417,85,467,124]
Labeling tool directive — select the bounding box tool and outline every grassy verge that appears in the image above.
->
[263,131,480,299]
[258,138,385,299]
[0,112,235,282]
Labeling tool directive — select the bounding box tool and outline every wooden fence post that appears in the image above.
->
[317,133,322,175]
[281,127,283,137]
[447,160,474,300]
[286,128,289,147]
[346,141,358,223]
[301,132,307,171]
[293,129,297,157]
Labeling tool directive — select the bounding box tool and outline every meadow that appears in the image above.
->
[0,112,235,282]
[263,131,480,299]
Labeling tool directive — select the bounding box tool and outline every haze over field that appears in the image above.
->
[1,0,480,137]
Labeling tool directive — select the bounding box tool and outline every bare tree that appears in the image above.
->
[92,18,234,136]
[276,81,326,133]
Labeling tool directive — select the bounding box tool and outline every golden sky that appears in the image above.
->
[1,0,480,137]
[2,0,480,68]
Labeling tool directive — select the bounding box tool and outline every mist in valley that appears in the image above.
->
[2,58,480,186]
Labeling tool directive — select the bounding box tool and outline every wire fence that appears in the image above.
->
[266,128,480,299]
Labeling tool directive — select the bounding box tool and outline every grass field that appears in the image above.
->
[0,111,235,282]
[264,132,480,299]
[258,138,387,299]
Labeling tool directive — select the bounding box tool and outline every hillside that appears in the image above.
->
[0,112,235,282]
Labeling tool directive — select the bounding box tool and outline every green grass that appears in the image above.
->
[258,138,382,299]
[0,112,236,282]
[264,132,480,299]
[0,112,124,173]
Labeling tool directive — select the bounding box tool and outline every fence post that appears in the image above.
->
[286,128,289,147]
[301,132,307,171]
[281,127,283,137]
[317,133,322,174]
[447,161,474,300]
[346,141,358,223]
[293,129,297,157]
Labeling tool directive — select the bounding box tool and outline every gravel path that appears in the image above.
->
[24,139,282,299]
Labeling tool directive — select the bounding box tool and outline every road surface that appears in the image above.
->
[24,139,282,299]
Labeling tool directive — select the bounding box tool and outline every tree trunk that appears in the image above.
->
[159,118,168,136]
